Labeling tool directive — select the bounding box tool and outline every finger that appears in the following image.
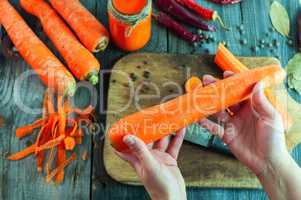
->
[223,71,235,78]
[166,128,186,160]
[198,118,224,139]
[202,74,217,86]
[211,110,231,123]
[153,136,170,151]
[251,82,278,119]
[114,150,138,166]
[123,135,157,167]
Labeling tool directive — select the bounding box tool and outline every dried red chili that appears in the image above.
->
[153,11,204,43]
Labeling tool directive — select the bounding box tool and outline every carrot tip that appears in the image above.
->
[94,37,109,52]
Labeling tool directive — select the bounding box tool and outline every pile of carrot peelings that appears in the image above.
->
[7,91,94,184]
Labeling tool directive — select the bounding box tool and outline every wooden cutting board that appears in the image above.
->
[103,53,301,188]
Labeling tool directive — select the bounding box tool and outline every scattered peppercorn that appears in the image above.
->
[136,65,141,69]
[287,39,293,46]
[259,39,265,45]
[143,61,148,65]
[169,89,174,93]
[111,79,116,83]
[240,39,247,45]
[129,73,137,82]
[143,71,150,79]
[267,43,273,48]
[251,46,259,52]
[259,44,265,49]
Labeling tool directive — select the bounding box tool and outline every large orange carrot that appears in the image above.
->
[20,0,101,85]
[0,0,76,96]
[109,65,285,151]
[50,0,109,52]
[214,43,293,130]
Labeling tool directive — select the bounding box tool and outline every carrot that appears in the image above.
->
[56,146,66,184]
[185,76,203,93]
[35,135,65,152]
[7,144,36,161]
[56,95,66,183]
[16,118,44,139]
[20,0,101,85]
[64,136,76,150]
[49,0,109,52]
[214,43,293,130]
[109,65,285,151]
[46,153,77,183]
[0,0,76,96]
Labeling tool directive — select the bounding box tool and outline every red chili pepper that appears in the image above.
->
[209,0,242,5]
[176,0,227,29]
[152,11,204,43]
[156,0,216,32]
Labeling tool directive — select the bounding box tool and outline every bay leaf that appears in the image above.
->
[286,53,301,94]
[270,1,290,37]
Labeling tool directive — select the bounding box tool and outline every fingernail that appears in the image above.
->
[123,135,135,146]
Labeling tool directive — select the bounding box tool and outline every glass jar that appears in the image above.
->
[108,0,152,51]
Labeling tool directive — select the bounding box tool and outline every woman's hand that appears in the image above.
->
[115,129,187,200]
[199,71,288,177]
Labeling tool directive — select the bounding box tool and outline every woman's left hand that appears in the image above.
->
[115,129,187,200]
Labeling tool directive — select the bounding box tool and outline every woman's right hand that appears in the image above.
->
[200,72,301,200]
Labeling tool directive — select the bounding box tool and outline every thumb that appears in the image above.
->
[251,82,277,119]
[123,135,157,168]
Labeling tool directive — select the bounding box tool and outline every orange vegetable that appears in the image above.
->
[214,43,293,130]
[16,119,44,139]
[46,153,77,183]
[108,0,152,51]
[20,0,101,85]
[8,90,95,183]
[49,0,109,52]
[185,76,203,92]
[0,0,76,96]
[64,136,76,150]
[109,65,285,151]
[56,95,66,183]
[7,144,36,161]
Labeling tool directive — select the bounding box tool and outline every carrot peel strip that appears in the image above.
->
[46,153,77,183]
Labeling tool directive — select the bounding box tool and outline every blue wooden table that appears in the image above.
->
[0,0,300,199]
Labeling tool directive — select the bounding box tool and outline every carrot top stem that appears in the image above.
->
[87,72,99,86]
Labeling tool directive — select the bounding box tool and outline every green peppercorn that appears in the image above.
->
[240,39,247,45]
[260,39,265,44]
[251,46,259,52]
[198,29,203,35]
[267,42,273,48]
[287,39,293,46]
[260,44,265,49]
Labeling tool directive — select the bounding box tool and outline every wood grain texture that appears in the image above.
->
[102,53,301,188]
[0,1,91,200]
[94,0,301,199]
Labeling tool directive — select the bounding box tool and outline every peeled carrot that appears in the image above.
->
[46,153,77,183]
[7,144,36,161]
[20,0,101,85]
[185,76,203,93]
[49,0,109,52]
[0,0,76,96]
[16,118,44,139]
[109,65,285,151]
[214,43,293,130]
